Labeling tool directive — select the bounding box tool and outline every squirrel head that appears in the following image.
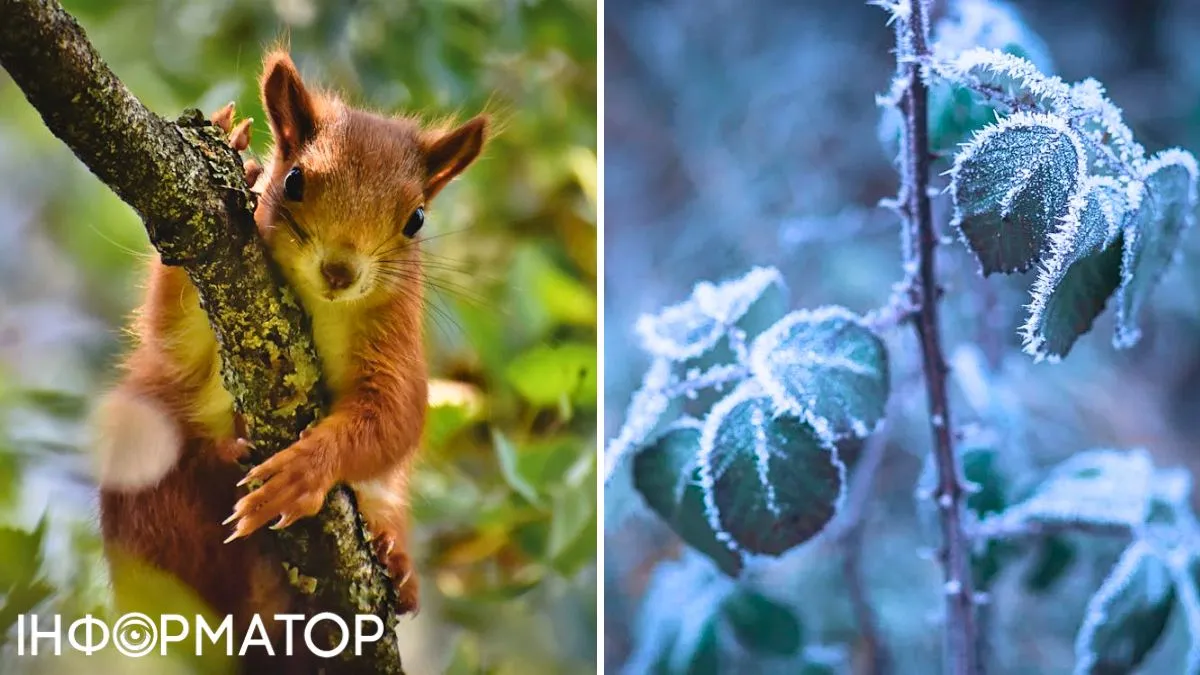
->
[253,51,487,305]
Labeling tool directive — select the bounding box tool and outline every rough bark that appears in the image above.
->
[0,0,404,671]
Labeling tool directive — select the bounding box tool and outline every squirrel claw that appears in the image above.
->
[210,102,235,132]
[226,445,329,538]
[229,118,253,152]
[244,159,264,189]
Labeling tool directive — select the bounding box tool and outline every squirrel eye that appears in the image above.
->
[403,206,425,238]
[283,167,305,201]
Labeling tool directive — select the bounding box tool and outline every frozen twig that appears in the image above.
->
[885,1,979,672]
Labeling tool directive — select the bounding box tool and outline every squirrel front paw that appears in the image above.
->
[209,102,263,187]
[223,440,332,542]
[373,534,420,615]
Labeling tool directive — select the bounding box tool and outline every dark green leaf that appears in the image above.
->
[962,445,1018,588]
[1115,149,1199,347]
[720,588,802,656]
[951,113,1084,274]
[1023,177,1127,361]
[749,306,888,439]
[1074,542,1173,674]
[1023,535,1076,593]
[633,421,744,577]
[700,384,843,557]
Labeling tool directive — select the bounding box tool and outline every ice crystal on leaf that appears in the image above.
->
[981,449,1154,533]
[1022,176,1131,360]
[748,306,889,440]
[1073,540,1175,675]
[951,112,1086,275]
[697,380,845,561]
[633,266,786,361]
[604,358,674,485]
[1115,149,1199,348]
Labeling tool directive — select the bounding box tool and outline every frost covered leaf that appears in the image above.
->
[1023,535,1076,593]
[943,47,1070,110]
[1074,541,1174,675]
[961,445,1019,587]
[983,449,1154,533]
[749,307,889,439]
[624,555,732,675]
[1023,177,1129,361]
[892,0,1053,153]
[720,588,803,656]
[605,358,676,486]
[632,421,744,576]
[951,112,1086,274]
[635,267,788,361]
[1115,149,1199,348]
[699,382,844,557]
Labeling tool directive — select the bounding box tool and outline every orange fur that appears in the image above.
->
[94,50,487,662]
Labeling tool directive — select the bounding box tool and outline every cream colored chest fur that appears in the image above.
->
[180,294,358,439]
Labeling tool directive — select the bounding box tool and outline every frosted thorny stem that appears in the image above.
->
[891,1,980,672]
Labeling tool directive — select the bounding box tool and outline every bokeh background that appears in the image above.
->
[0,0,596,673]
[605,0,1200,673]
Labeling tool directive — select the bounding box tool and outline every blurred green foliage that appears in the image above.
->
[0,0,596,672]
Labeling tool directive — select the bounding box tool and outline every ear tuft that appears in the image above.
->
[424,116,488,200]
[261,51,319,160]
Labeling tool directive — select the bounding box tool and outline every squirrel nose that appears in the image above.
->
[320,260,359,292]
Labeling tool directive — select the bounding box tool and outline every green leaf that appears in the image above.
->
[493,430,542,506]
[749,306,889,439]
[0,517,47,589]
[962,445,1018,588]
[1074,541,1173,675]
[720,588,802,656]
[20,388,89,420]
[699,382,844,558]
[0,578,53,648]
[510,242,596,333]
[505,342,597,409]
[1115,149,1199,348]
[951,112,1085,274]
[633,421,744,577]
[963,446,1007,517]
[423,379,484,450]
[1023,535,1076,593]
[1023,177,1127,361]
[545,449,597,577]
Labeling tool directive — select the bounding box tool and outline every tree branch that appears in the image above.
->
[0,0,403,670]
[890,1,979,673]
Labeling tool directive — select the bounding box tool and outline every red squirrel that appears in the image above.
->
[90,50,487,627]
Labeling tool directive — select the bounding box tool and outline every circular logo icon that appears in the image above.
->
[112,613,157,657]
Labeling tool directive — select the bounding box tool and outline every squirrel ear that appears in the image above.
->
[261,52,318,161]
[423,116,487,200]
